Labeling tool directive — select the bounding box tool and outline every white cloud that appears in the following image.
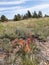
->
[11,4,49,15]
[0,4,49,11]
[0,6,22,11]
[0,0,30,5]
[27,4,49,11]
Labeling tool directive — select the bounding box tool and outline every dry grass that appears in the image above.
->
[0,17,49,39]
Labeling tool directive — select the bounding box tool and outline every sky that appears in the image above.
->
[0,0,49,19]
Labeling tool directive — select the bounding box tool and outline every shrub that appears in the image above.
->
[1,15,8,22]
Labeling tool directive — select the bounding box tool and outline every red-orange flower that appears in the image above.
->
[19,39,25,46]
[24,43,30,53]
[27,38,31,44]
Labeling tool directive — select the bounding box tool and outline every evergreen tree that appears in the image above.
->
[13,14,21,21]
[27,10,32,18]
[38,11,42,18]
[1,15,8,22]
[44,14,49,17]
[33,11,38,18]
[23,10,32,19]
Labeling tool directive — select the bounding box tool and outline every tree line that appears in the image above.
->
[0,10,49,22]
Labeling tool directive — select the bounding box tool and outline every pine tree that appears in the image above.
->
[33,11,38,18]
[1,15,8,22]
[38,11,42,18]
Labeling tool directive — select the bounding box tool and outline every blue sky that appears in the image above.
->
[0,0,49,19]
